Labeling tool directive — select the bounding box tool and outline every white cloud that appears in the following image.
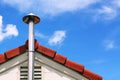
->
[3,0,120,20]
[95,0,120,20]
[95,6,117,20]
[3,0,32,12]
[90,59,107,65]
[103,40,117,50]
[0,15,18,42]
[112,0,120,7]
[48,30,66,46]
[99,6,115,15]
[35,31,48,39]
[3,0,98,16]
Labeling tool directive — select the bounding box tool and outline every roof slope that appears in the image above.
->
[0,40,102,80]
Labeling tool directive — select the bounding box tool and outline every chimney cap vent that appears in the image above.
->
[23,13,40,24]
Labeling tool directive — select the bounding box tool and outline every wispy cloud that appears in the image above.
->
[112,0,120,7]
[0,15,18,42]
[103,40,117,50]
[2,0,98,16]
[2,0,120,21]
[94,0,120,20]
[48,30,66,46]
[89,59,107,65]
[4,0,120,21]
[35,31,48,39]
[84,59,108,65]
[94,6,117,21]
[35,30,66,46]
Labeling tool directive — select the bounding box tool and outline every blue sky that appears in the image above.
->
[0,0,120,80]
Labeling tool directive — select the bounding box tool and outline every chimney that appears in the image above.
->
[23,13,40,80]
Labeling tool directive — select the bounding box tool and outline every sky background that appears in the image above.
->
[0,0,120,80]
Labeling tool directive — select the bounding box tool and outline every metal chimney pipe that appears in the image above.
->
[23,13,40,80]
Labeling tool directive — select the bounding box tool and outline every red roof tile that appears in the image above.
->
[65,60,84,73]
[83,69,102,80]
[25,39,39,49]
[0,54,6,64]
[5,45,26,59]
[0,40,102,80]
[54,53,67,64]
[36,45,56,58]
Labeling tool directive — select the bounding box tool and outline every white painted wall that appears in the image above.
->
[0,63,76,80]
[0,52,88,80]
[0,53,27,80]
[0,64,76,80]
[42,65,76,80]
[0,66,20,80]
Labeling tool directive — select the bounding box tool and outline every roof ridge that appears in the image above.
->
[0,40,102,80]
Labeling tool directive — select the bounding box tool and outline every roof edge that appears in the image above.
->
[0,40,102,80]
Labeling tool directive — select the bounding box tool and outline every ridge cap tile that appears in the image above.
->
[25,39,39,49]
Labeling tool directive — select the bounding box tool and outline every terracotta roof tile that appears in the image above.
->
[25,39,39,49]
[0,40,102,80]
[54,53,67,64]
[83,69,102,80]
[4,45,26,59]
[65,60,84,73]
[36,45,56,58]
[0,54,6,64]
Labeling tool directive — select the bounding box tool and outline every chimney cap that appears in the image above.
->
[23,13,40,24]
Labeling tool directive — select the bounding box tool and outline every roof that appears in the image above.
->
[0,40,102,80]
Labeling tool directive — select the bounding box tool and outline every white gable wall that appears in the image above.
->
[35,52,88,80]
[0,63,77,80]
[0,52,88,80]
[42,65,76,80]
[0,53,27,80]
[0,66,20,80]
